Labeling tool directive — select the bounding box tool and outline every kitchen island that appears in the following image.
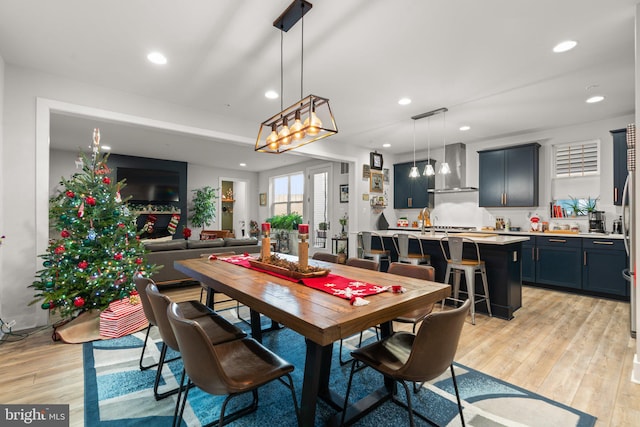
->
[366,230,530,320]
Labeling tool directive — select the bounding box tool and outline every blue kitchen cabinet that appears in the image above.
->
[535,236,582,289]
[611,128,628,206]
[393,159,435,209]
[582,238,628,297]
[478,143,540,207]
[521,237,535,283]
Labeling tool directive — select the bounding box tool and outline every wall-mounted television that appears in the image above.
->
[117,167,180,203]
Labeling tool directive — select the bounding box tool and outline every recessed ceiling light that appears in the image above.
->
[147,52,167,65]
[101,145,111,151]
[553,40,577,53]
[265,90,279,99]
[239,163,247,167]
[382,143,391,148]
[459,125,470,131]
[586,95,605,104]
[398,98,412,106]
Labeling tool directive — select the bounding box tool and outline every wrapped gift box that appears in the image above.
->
[99,297,147,338]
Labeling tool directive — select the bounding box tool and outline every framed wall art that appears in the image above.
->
[339,184,349,203]
[370,151,383,170]
[370,170,384,193]
[259,193,267,206]
[362,164,371,179]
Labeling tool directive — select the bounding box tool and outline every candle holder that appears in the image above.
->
[261,223,271,260]
[298,224,309,271]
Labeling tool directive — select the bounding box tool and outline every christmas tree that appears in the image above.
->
[31,129,157,319]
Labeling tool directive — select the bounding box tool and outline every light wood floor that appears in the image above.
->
[1,285,639,426]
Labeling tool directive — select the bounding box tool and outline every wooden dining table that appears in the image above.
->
[175,256,450,426]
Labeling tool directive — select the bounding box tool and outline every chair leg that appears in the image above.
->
[466,267,476,325]
[139,325,156,371]
[398,380,416,427]
[450,364,466,427]
[442,265,452,310]
[340,360,358,427]
[480,265,492,317]
[172,368,186,427]
[154,343,181,400]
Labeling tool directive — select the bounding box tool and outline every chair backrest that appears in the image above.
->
[387,262,434,281]
[399,299,471,381]
[392,233,425,258]
[167,302,234,395]
[312,252,339,263]
[145,282,180,351]
[440,236,481,263]
[360,231,385,254]
[345,257,379,271]
[134,276,157,326]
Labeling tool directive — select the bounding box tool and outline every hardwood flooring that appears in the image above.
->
[0,285,638,426]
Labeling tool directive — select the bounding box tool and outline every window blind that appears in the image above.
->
[555,140,599,177]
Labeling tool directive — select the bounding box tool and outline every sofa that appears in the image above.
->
[144,237,260,285]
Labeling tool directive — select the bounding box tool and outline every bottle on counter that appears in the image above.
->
[505,218,511,231]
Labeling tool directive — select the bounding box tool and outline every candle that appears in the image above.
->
[298,224,309,235]
[261,223,271,232]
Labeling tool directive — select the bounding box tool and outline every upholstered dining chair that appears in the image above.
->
[145,282,245,400]
[391,233,431,265]
[340,299,471,427]
[358,231,390,270]
[312,252,339,263]
[338,257,380,365]
[167,301,300,427]
[387,262,436,333]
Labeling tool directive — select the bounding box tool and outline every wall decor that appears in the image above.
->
[383,168,389,182]
[370,151,384,170]
[362,194,370,201]
[339,184,349,203]
[370,170,384,193]
[362,164,370,179]
[259,193,267,206]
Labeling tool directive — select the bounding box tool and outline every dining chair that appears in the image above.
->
[198,251,237,303]
[167,301,300,427]
[339,257,380,365]
[440,236,492,325]
[387,262,436,333]
[312,252,339,263]
[340,299,471,427]
[358,231,390,270]
[391,233,431,265]
[145,282,246,400]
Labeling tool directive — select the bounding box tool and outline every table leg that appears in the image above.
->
[301,339,336,426]
[249,309,263,343]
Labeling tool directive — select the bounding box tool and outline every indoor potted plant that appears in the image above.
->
[189,186,218,235]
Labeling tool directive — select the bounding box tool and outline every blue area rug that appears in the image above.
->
[83,308,596,426]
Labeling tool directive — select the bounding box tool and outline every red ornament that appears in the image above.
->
[102,177,111,184]
[60,230,70,238]
[54,245,65,255]
[73,297,85,308]
[118,223,125,228]
[85,196,96,206]
[130,290,139,296]
[78,260,88,270]
[182,227,192,239]
[66,190,75,198]
[135,257,143,265]
[114,252,123,261]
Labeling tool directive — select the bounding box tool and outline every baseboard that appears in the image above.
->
[632,353,640,384]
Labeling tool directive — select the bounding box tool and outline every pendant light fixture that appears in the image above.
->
[409,120,420,178]
[439,109,451,174]
[255,0,338,154]
[423,117,435,176]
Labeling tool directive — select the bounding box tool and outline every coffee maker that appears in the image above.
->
[588,210,606,233]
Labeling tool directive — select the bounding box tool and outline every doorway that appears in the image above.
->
[308,165,333,250]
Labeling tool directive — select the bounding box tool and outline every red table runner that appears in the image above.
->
[218,254,388,299]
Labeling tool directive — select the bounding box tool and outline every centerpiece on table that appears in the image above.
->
[250,253,330,280]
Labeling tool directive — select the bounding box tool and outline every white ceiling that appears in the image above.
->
[0,1,636,170]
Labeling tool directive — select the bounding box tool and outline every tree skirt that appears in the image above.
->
[53,310,148,344]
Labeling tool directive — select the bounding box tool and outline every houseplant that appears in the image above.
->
[265,213,303,254]
[189,186,218,230]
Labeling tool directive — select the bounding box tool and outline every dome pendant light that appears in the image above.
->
[439,110,451,175]
[409,120,419,178]
[423,117,435,176]
[255,0,338,154]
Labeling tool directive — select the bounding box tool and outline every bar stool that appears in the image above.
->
[440,235,492,324]
[392,233,431,265]
[358,231,390,271]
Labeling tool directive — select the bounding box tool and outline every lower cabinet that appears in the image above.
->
[521,235,628,298]
[582,238,628,297]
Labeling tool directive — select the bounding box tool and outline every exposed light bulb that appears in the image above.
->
[278,118,291,145]
[409,166,420,178]
[423,163,435,176]
[290,110,306,140]
[304,103,322,136]
[267,124,279,150]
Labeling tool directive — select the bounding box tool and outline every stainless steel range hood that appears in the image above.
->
[428,142,478,193]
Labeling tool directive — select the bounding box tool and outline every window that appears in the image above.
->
[554,140,599,177]
[271,172,304,216]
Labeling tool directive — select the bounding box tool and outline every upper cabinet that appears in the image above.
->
[393,159,436,209]
[611,129,628,206]
[478,143,540,207]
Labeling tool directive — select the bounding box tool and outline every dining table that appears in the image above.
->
[175,255,451,426]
